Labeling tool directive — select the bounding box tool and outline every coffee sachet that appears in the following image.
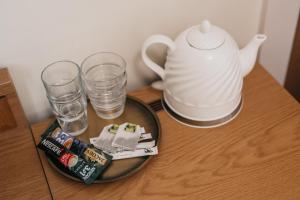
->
[37,137,65,158]
[49,127,112,168]
[58,152,101,184]
[37,137,103,184]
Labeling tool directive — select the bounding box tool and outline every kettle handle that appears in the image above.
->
[141,35,176,80]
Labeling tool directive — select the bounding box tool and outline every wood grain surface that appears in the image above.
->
[0,68,51,200]
[0,96,17,132]
[31,64,300,200]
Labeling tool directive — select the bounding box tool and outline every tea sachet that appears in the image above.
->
[112,123,142,150]
[92,124,121,154]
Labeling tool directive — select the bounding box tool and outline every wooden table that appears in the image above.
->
[31,64,300,200]
[0,68,51,200]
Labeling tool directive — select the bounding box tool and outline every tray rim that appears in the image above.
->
[43,95,161,183]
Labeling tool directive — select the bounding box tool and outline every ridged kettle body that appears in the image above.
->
[142,20,266,127]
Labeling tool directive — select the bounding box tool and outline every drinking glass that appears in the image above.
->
[81,52,127,119]
[41,61,88,136]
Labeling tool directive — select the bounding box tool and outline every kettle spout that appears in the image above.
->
[239,34,267,77]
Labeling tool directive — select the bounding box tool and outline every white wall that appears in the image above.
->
[260,0,300,85]
[0,0,264,122]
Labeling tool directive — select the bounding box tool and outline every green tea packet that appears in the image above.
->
[112,122,142,150]
[92,124,121,154]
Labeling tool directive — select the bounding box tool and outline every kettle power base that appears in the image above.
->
[161,98,243,128]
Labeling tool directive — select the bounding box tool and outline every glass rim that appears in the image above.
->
[41,60,80,87]
[80,52,126,83]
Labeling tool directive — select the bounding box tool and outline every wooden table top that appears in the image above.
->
[0,68,51,200]
[31,64,300,200]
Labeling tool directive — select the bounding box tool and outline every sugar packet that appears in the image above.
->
[112,123,142,150]
[112,146,158,160]
[139,133,152,141]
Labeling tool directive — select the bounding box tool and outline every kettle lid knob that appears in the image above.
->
[200,20,211,33]
[186,20,225,50]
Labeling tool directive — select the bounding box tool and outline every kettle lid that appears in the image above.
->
[186,20,225,50]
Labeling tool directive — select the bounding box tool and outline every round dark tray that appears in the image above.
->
[44,95,161,183]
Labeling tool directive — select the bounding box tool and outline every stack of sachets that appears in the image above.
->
[37,127,112,184]
[90,122,158,160]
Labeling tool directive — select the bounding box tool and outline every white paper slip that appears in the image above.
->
[139,133,152,141]
[112,123,142,150]
[89,137,98,144]
[112,146,158,160]
[136,140,156,149]
[140,127,146,134]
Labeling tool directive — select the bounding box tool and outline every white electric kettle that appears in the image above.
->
[142,20,266,127]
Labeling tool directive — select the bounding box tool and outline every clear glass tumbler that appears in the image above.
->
[81,52,127,119]
[41,61,88,136]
